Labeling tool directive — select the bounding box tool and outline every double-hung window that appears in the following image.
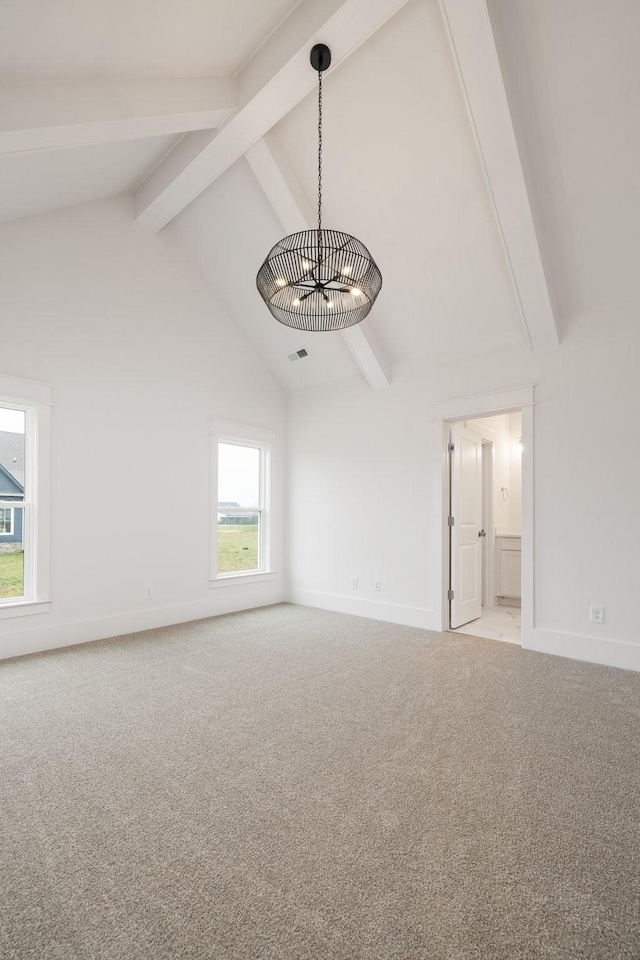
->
[210,420,274,585]
[0,507,14,535]
[0,375,51,618]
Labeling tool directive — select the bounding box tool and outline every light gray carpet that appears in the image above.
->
[1,604,639,959]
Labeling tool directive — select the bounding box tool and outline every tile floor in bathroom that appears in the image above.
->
[451,604,521,645]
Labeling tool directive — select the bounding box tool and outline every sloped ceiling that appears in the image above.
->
[488,0,640,329]
[0,135,178,224]
[0,0,302,78]
[2,0,638,389]
[166,0,527,387]
[272,0,523,368]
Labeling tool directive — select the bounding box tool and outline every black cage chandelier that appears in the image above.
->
[256,44,382,332]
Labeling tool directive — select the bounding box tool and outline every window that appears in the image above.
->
[0,507,14,535]
[217,443,261,574]
[0,375,51,618]
[211,420,275,585]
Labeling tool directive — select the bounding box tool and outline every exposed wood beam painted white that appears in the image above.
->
[236,0,345,111]
[245,134,312,235]
[0,80,235,155]
[247,133,390,390]
[438,0,559,352]
[135,0,412,232]
[340,324,390,390]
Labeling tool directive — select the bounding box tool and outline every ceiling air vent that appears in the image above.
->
[287,348,309,363]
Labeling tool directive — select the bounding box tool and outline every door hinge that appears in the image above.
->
[448,443,455,452]
[448,516,455,526]
[448,589,454,600]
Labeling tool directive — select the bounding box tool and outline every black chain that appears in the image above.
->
[317,65,323,264]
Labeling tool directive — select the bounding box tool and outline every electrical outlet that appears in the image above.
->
[374,579,381,592]
[590,605,604,624]
[144,587,153,600]
[351,577,358,590]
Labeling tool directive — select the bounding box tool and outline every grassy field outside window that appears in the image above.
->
[0,552,24,599]
[217,523,259,573]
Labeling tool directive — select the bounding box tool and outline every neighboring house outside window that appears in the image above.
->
[0,425,26,612]
[0,375,51,618]
[0,435,25,554]
[210,420,276,587]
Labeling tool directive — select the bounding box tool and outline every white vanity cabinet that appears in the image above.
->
[496,536,521,600]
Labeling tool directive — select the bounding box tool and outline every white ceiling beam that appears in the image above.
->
[235,0,345,111]
[341,324,390,391]
[246,133,390,390]
[135,0,412,232]
[245,134,313,236]
[438,0,559,352]
[0,79,235,155]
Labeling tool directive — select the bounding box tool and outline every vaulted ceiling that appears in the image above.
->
[0,0,301,78]
[1,0,638,390]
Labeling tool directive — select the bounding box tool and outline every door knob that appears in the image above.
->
[478,529,486,537]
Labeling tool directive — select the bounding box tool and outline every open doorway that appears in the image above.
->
[447,412,522,644]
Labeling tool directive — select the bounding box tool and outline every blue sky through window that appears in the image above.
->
[218,443,260,508]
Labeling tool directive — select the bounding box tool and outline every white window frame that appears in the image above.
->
[0,374,51,619]
[210,419,275,587]
[0,506,14,536]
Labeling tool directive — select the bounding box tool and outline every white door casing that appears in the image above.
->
[430,385,534,642]
[450,422,483,628]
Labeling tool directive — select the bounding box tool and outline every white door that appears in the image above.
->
[450,423,483,628]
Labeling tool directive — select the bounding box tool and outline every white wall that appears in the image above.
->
[0,196,286,659]
[287,301,640,670]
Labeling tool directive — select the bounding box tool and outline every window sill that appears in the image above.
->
[0,599,51,621]
[209,572,276,589]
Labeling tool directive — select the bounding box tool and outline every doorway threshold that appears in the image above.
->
[450,605,521,645]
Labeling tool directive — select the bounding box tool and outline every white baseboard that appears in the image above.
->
[290,593,640,673]
[288,588,439,630]
[7,584,637,675]
[497,596,521,608]
[0,583,285,660]
[526,627,640,673]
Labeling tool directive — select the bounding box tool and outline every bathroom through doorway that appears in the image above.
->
[448,411,522,645]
